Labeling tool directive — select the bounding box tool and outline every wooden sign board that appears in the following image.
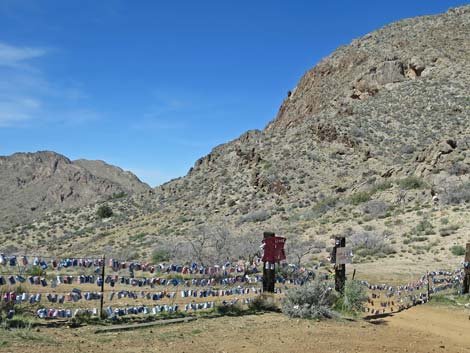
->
[336,247,353,265]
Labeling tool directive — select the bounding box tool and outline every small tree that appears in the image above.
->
[286,234,319,266]
[96,205,113,219]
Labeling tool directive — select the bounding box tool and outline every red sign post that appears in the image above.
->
[262,236,286,263]
[262,232,286,293]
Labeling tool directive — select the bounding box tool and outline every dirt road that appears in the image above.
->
[1,304,469,353]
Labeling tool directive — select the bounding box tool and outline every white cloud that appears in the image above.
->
[0,41,99,128]
[0,42,46,68]
[0,96,41,127]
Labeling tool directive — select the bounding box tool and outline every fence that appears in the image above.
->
[1,252,468,320]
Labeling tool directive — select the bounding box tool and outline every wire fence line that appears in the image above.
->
[1,251,468,320]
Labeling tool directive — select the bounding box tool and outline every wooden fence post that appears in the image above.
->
[427,272,431,300]
[463,243,470,294]
[100,255,106,319]
[334,237,346,294]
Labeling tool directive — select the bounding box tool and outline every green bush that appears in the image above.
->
[415,219,434,235]
[96,205,113,219]
[28,265,46,277]
[371,181,393,193]
[282,280,338,319]
[398,177,427,190]
[350,192,371,205]
[449,245,466,256]
[151,249,171,263]
[339,280,368,314]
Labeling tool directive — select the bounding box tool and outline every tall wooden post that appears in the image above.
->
[334,237,346,294]
[100,255,106,319]
[463,243,470,294]
[263,232,276,293]
[426,272,431,300]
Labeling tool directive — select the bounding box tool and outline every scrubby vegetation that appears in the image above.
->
[282,280,338,319]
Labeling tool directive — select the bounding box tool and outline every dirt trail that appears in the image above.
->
[0,305,468,353]
[386,305,470,349]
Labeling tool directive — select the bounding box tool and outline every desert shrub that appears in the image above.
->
[441,182,470,205]
[349,231,395,257]
[309,197,338,218]
[449,245,465,256]
[361,200,389,217]
[440,217,449,225]
[28,266,46,277]
[96,205,113,219]
[129,233,146,242]
[216,303,244,316]
[3,314,37,329]
[110,191,127,200]
[282,280,338,319]
[238,210,270,224]
[350,192,371,205]
[439,224,459,237]
[248,294,279,312]
[371,181,393,193]
[338,280,368,314]
[151,249,171,263]
[415,218,434,235]
[398,176,427,190]
[0,297,15,324]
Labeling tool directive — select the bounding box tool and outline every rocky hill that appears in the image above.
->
[0,6,468,267]
[0,151,150,228]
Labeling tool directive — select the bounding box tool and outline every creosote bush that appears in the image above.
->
[151,249,171,263]
[349,231,395,257]
[96,205,113,219]
[398,176,427,190]
[282,280,338,319]
[248,294,279,312]
[338,280,368,314]
[449,245,465,256]
[350,192,371,205]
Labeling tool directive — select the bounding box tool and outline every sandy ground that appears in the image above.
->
[0,304,469,353]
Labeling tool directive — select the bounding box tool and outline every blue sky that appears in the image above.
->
[0,0,468,186]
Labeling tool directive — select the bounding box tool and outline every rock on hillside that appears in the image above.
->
[0,151,150,228]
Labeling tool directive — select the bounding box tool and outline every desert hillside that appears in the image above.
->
[0,151,150,228]
[0,6,468,269]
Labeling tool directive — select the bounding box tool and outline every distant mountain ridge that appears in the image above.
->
[0,151,150,227]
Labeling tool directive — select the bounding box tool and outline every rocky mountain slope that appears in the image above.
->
[0,151,150,228]
[0,6,468,266]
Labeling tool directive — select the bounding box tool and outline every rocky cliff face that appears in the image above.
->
[0,151,150,227]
